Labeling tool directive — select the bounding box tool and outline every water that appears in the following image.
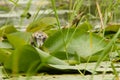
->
[0,0,120,29]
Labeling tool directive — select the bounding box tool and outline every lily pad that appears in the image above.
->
[4,45,40,73]
[4,45,68,73]
[43,28,107,61]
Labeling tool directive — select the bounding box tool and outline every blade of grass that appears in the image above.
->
[51,0,61,29]
[111,62,119,79]
[5,0,19,25]
[96,1,104,29]
[70,0,83,24]
[19,0,32,26]
[9,0,18,6]
[95,28,120,70]
[51,0,70,62]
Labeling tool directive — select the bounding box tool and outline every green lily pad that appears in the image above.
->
[4,45,41,73]
[43,27,107,62]
[35,48,68,65]
[4,45,68,73]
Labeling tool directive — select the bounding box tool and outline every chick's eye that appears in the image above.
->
[35,34,40,38]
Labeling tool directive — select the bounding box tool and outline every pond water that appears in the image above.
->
[0,0,120,29]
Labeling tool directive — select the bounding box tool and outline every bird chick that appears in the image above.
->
[31,31,48,48]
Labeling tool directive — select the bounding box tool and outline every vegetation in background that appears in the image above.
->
[0,0,120,80]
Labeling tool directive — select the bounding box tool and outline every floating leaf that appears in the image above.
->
[43,27,107,61]
[67,33,106,58]
[4,45,68,73]
[35,48,68,65]
[4,45,41,72]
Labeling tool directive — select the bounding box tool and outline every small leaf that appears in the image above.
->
[0,41,13,49]
[35,48,68,65]
[105,23,120,32]
[0,25,17,37]
[0,49,12,63]
[26,17,57,32]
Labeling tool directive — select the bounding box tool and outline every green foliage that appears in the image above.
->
[0,49,12,63]
[6,32,32,48]
[0,21,110,73]
[4,45,41,73]
[0,41,13,49]
[36,48,68,65]
[0,0,120,76]
[0,5,10,12]
[26,17,57,32]
[4,45,68,73]
[77,21,92,32]
[95,28,120,69]
[105,24,120,32]
[0,17,118,75]
[43,27,107,62]
[0,25,17,37]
